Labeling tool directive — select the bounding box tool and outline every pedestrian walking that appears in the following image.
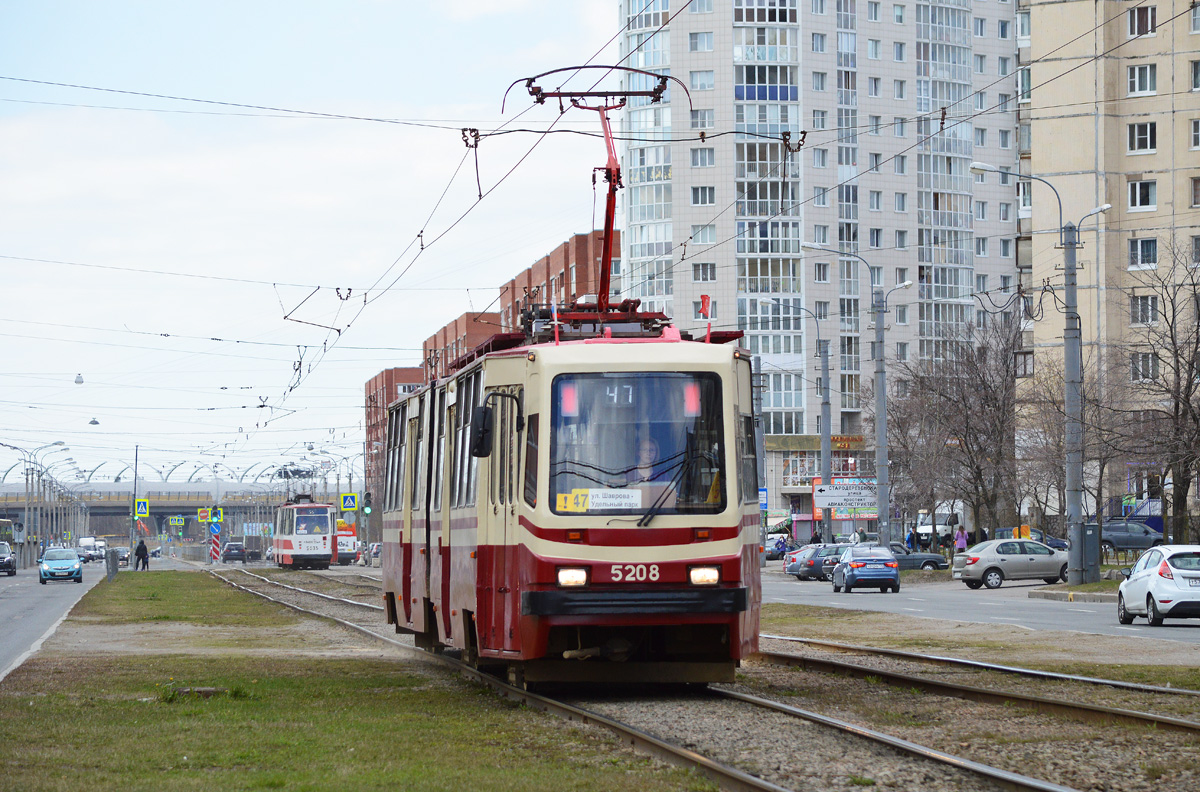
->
[134,539,149,571]
[905,527,916,551]
[953,526,968,555]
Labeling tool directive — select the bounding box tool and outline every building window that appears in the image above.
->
[693,300,718,319]
[813,225,829,244]
[867,1,880,21]
[868,190,881,211]
[870,115,882,135]
[1017,181,1032,209]
[1128,122,1157,153]
[894,192,907,212]
[999,167,1012,186]
[812,0,827,13]
[1018,68,1031,102]
[1193,236,1200,266]
[814,300,829,320]
[1018,10,1030,38]
[1192,177,1200,208]
[1193,4,1200,32]
[810,185,827,206]
[1001,275,1013,293]
[1129,237,1158,269]
[999,202,1011,221]
[1128,64,1157,95]
[894,80,906,100]
[1015,351,1034,378]
[998,93,1012,111]
[869,152,882,171]
[894,3,905,22]
[894,155,907,174]
[894,117,906,136]
[691,147,715,167]
[1128,7,1157,37]
[975,237,989,257]
[896,304,908,324]
[975,201,988,220]
[691,0,714,11]
[813,71,827,91]
[999,129,1011,149]
[813,148,828,167]
[693,262,716,282]
[690,109,714,129]
[1194,61,1200,90]
[896,267,907,284]
[1000,238,1013,258]
[689,32,714,51]
[1130,295,1159,325]
[692,186,716,206]
[975,128,987,146]
[814,261,830,283]
[894,42,906,61]
[692,224,716,243]
[998,56,1011,76]
[812,33,827,52]
[997,19,1010,39]
[868,76,881,96]
[870,265,883,285]
[869,229,883,248]
[1128,180,1156,211]
[896,341,909,361]
[895,230,908,249]
[1192,119,1200,149]
[1131,352,1159,382]
[690,70,715,90]
[812,109,827,129]
[974,17,986,36]
[975,91,987,110]
[974,54,986,74]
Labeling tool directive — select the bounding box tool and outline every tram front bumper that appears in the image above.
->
[521,587,748,616]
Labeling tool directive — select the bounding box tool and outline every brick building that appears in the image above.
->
[422,312,502,381]
[498,229,621,332]
[363,366,424,540]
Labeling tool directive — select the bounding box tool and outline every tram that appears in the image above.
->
[272,495,336,569]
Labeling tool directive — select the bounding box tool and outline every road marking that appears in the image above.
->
[1070,608,1097,613]
[902,607,923,612]
[987,617,1035,630]
[906,598,927,602]
[1115,626,1139,631]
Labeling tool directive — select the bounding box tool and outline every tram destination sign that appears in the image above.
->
[813,482,877,509]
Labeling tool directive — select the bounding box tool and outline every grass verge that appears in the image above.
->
[0,572,711,792]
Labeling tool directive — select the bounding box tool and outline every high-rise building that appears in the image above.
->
[617,0,1021,533]
[1024,0,1200,516]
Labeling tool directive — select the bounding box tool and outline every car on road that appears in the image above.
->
[221,542,247,563]
[39,547,83,584]
[0,541,15,576]
[765,532,793,560]
[991,527,1068,551]
[1117,545,1200,626]
[831,545,900,593]
[74,547,91,564]
[877,542,949,571]
[790,544,850,581]
[1094,520,1163,554]
[115,547,130,567]
[784,545,820,579]
[952,539,1068,589]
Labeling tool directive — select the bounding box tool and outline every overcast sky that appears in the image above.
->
[0,0,621,486]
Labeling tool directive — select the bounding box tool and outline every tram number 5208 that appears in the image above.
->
[610,564,659,582]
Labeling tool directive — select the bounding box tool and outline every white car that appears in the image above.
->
[1118,545,1200,626]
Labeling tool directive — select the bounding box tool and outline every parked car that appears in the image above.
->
[952,539,1068,589]
[878,542,949,570]
[791,544,851,581]
[992,527,1068,551]
[765,532,793,560]
[266,546,275,561]
[221,542,247,563]
[39,547,83,584]
[369,542,382,566]
[784,546,819,579]
[1117,545,1200,625]
[115,547,130,567]
[0,541,15,576]
[1095,520,1163,553]
[831,545,901,593]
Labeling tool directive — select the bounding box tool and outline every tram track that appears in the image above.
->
[211,569,1100,792]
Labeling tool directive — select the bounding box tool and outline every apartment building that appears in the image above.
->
[617,0,1021,532]
[1025,0,1200,511]
[498,230,621,331]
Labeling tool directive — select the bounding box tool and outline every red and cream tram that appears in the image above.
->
[272,496,336,570]
[379,309,761,684]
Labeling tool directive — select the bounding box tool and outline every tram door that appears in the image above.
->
[488,387,522,652]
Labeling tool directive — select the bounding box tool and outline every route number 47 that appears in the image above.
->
[610,564,659,582]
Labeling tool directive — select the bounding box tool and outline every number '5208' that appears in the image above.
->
[610,564,659,582]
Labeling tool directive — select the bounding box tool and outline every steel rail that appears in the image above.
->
[712,689,1080,792]
[760,634,1200,697]
[756,649,1200,735]
[209,570,791,792]
[229,567,384,611]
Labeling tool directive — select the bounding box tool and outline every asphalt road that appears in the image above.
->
[763,569,1200,645]
[0,559,104,682]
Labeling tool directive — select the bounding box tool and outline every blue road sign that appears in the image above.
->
[135,499,149,517]
[341,494,357,511]
[209,523,220,536]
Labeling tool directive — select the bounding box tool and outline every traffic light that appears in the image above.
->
[363,491,373,515]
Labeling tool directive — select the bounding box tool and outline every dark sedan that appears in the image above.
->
[882,542,949,570]
[221,542,247,563]
[0,541,15,576]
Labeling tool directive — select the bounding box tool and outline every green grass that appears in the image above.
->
[0,573,712,792]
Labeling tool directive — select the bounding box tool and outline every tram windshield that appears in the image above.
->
[293,507,331,535]
[549,372,726,516]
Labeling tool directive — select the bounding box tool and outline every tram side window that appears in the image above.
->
[739,414,758,503]
[388,404,407,512]
[411,397,425,506]
[433,390,446,512]
[523,413,539,507]
[452,371,478,508]
[498,395,509,506]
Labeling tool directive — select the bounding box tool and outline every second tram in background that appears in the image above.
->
[272,495,337,570]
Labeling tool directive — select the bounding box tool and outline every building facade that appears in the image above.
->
[498,230,622,331]
[617,0,1022,534]
[364,366,425,541]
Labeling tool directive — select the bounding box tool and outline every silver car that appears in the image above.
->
[952,539,1068,589]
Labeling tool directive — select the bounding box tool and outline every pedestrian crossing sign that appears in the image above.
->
[135,499,149,517]
[341,494,357,511]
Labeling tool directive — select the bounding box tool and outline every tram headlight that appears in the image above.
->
[689,566,720,586]
[556,567,589,587]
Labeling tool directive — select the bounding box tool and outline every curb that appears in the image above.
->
[1029,590,1118,603]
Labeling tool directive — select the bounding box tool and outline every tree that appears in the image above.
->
[1116,239,1200,543]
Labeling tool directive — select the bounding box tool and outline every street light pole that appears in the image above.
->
[873,282,912,543]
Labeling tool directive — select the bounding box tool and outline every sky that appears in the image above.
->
[0,0,623,487]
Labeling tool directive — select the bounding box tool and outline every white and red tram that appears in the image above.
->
[379,310,761,684]
[272,496,336,570]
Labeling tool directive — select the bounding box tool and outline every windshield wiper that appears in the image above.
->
[636,452,712,527]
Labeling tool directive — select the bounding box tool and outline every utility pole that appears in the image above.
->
[819,339,833,543]
[874,288,891,543]
[1063,222,1088,584]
